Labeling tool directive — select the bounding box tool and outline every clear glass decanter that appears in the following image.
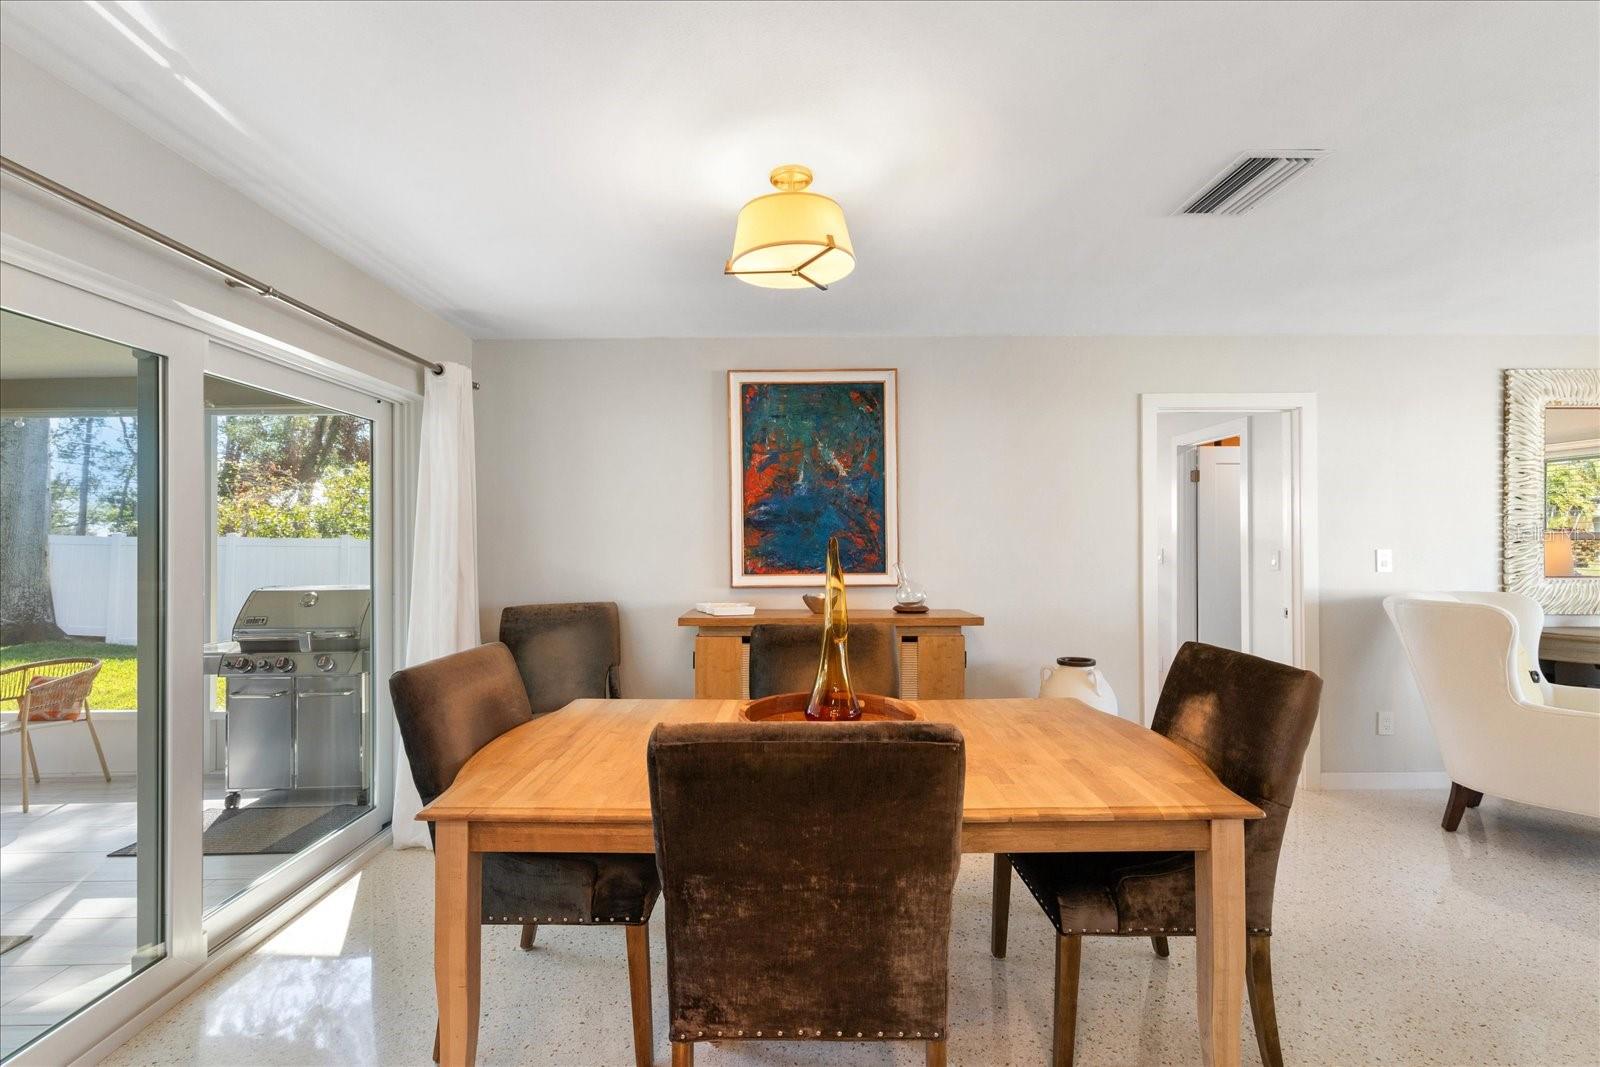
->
[893,562,927,609]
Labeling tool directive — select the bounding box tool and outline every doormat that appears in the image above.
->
[0,934,32,957]
[110,805,368,857]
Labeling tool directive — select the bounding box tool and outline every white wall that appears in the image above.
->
[0,46,470,387]
[473,335,1598,777]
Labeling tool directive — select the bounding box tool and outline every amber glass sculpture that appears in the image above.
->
[805,536,863,721]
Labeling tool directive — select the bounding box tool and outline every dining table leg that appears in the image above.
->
[1195,818,1245,1067]
[435,821,483,1066]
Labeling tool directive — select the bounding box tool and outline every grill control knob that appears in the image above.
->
[254,658,271,672]
[315,654,336,673]
[231,656,254,673]
[272,657,295,673]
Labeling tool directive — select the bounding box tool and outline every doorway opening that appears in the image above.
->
[1139,394,1321,782]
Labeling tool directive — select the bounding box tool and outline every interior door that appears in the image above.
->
[1196,444,1244,650]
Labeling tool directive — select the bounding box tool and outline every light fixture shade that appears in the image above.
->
[726,166,855,290]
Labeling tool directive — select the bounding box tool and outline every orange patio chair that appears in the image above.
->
[0,658,108,813]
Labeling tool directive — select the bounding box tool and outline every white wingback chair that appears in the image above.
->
[1383,592,1600,830]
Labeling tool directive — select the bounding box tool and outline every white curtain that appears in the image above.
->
[391,361,479,849]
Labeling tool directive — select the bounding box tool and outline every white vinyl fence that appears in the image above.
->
[48,534,370,644]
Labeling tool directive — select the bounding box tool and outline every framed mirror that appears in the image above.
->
[1503,369,1600,613]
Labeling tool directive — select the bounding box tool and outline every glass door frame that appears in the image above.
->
[198,342,398,946]
[2,259,206,1067]
[0,254,414,1066]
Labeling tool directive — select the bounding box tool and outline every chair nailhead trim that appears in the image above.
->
[674,1026,942,1042]
[487,914,643,924]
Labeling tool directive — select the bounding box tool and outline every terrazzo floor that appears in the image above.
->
[0,776,341,1057]
[99,788,1599,1066]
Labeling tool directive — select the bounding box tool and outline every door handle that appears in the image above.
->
[231,690,290,699]
[299,689,357,698]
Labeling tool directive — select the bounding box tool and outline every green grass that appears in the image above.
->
[1,640,140,710]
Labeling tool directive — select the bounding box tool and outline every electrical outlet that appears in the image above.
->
[1377,710,1396,736]
[1374,548,1394,574]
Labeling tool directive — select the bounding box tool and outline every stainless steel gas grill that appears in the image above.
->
[204,586,371,809]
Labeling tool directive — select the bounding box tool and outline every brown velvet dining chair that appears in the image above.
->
[648,721,966,1066]
[499,601,622,715]
[991,642,1322,1067]
[390,642,659,1067]
[748,622,898,697]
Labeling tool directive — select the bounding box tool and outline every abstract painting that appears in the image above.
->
[728,369,898,586]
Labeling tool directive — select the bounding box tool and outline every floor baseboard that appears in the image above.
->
[1319,771,1452,790]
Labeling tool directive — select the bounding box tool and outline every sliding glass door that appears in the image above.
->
[0,311,166,1057]
[0,262,403,1065]
[198,351,391,933]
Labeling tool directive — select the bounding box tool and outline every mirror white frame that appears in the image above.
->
[1502,368,1600,614]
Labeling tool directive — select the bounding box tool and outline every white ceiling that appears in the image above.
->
[2,1,1596,339]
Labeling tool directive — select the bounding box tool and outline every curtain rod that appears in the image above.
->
[1,154,456,381]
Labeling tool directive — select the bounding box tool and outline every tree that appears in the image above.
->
[214,413,370,539]
[216,460,371,537]
[48,416,139,536]
[1546,457,1600,532]
[107,416,138,534]
[51,417,101,535]
[1,416,66,643]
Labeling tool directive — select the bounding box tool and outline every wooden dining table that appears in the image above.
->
[419,697,1263,1067]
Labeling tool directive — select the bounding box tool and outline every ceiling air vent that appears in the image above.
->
[1177,150,1327,215]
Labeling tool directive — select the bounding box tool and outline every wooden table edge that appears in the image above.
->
[415,806,1264,824]
[676,609,986,626]
[417,813,1261,858]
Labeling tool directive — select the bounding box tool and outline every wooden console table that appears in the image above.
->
[677,608,984,699]
[1540,626,1600,664]
[1540,626,1600,687]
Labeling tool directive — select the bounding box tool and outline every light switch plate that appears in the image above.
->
[1377,710,1396,736]
[1374,548,1394,573]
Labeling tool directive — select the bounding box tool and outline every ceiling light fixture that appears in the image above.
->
[725,165,854,291]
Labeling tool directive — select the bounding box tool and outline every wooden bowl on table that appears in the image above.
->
[740,691,920,722]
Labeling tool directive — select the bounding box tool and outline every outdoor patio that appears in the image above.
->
[0,774,284,1055]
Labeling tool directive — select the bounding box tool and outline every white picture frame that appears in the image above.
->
[728,369,899,587]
